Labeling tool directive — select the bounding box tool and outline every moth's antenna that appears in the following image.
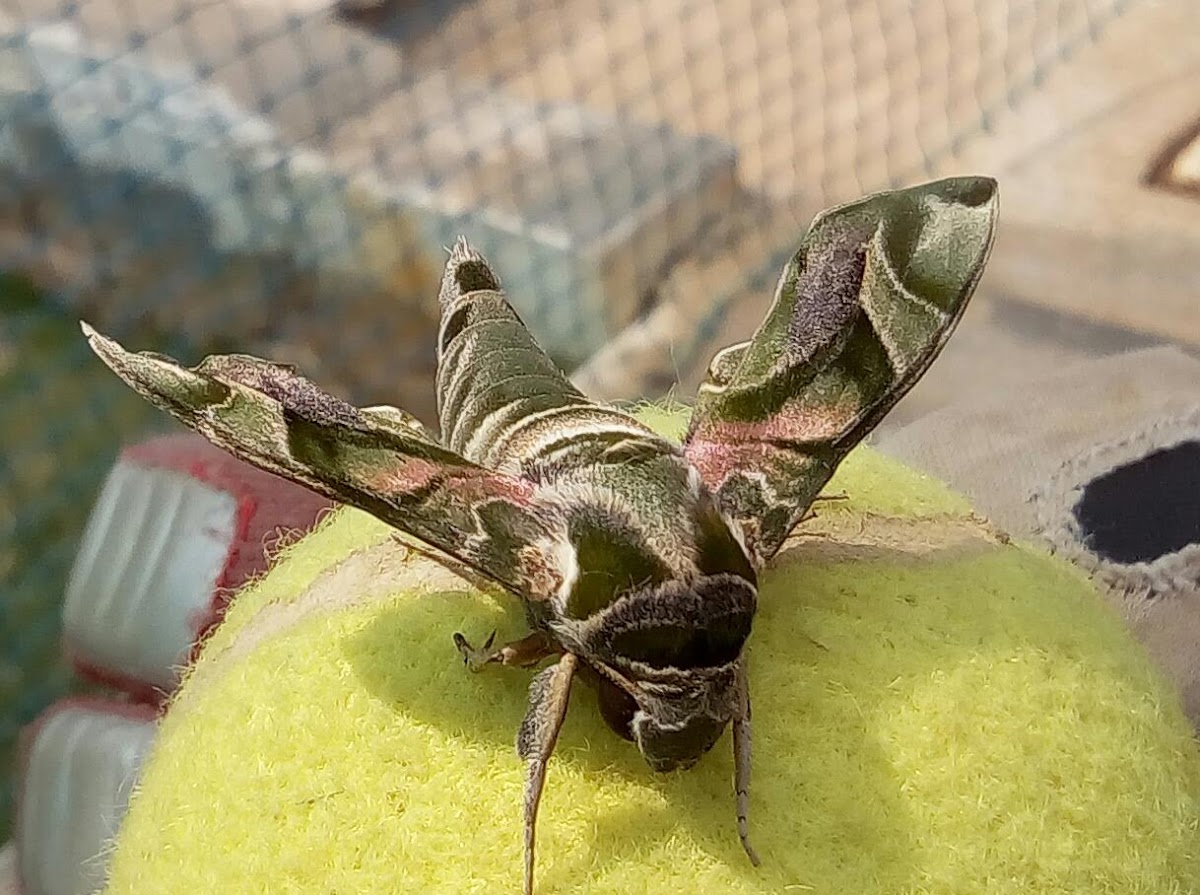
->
[733,664,761,867]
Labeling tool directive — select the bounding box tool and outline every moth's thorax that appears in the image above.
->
[545,452,755,605]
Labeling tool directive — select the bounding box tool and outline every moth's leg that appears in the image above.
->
[732,663,761,867]
[517,652,577,895]
[452,629,559,673]
[396,535,507,595]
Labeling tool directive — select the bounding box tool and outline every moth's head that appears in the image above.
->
[626,670,740,772]
[570,571,757,772]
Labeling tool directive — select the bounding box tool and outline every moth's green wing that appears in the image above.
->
[684,177,999,564]
[82,325,572,599]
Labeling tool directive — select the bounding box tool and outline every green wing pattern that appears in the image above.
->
[82,324,573,600]
[684,177,999,564]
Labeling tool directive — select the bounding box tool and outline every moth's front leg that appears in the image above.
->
[452,629,560,673]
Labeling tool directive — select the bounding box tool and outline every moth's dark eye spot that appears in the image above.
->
[454,259,500,294]
[636,714,725,771]
[1073,441,1200,564]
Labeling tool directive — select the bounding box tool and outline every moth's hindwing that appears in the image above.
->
[684,176,999,563]
[81,324,572,599]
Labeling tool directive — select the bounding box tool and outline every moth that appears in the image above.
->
[83,176,997,894]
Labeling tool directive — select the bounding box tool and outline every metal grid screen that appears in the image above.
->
[0,0,1134,836]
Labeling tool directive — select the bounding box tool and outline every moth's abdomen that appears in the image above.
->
[436,238,657,473]
[437,305,588,461]
[434,239,589,463]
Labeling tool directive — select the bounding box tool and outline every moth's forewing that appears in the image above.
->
[81,324,572,599]
[684,176,999,563]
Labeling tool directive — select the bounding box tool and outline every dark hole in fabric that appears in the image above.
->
[1072,441,1200,564]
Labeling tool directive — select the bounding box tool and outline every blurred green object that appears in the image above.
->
[0,272,167,841]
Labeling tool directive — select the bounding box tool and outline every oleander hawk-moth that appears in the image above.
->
[83,176,998,895]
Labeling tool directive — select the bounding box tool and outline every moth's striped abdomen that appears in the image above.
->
[436,238,662,475]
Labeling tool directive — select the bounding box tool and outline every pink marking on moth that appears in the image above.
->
[691,397,858,454]
[374,457,444,494]
[686,439,774,489]
[371,459,537,505]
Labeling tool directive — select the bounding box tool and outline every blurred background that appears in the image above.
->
[2,0,1199,845]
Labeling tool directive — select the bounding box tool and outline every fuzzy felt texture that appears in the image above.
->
[104,408,1200,895]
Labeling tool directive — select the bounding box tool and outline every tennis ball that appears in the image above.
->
[104,408,1199,895]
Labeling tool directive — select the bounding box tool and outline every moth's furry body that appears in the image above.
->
[83,177,998,895]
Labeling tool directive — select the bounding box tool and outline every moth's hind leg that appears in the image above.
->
[452,629,559,673]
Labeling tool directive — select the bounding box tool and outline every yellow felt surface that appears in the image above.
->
[106,411,1200,895]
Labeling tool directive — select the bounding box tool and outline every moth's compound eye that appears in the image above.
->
[596,676,637,741]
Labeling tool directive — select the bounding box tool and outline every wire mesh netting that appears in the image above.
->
[0,0,1137,838]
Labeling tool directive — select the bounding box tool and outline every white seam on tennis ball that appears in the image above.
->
[775,511,1008,564]
[173,539,474,714]
[174,511,1004,714]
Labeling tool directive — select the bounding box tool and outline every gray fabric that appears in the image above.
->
[874,346,1200,727]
